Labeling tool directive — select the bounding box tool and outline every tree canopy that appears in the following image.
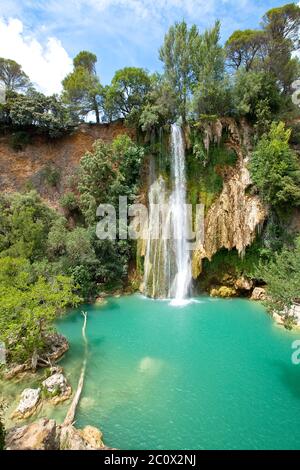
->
[0,58,31,93]
[103,67,151,125]
[62,50,102,123]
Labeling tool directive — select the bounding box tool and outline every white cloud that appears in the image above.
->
[0,17,73,95]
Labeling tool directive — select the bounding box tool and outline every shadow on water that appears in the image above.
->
[89,336,105,348]
[272,360,300,400]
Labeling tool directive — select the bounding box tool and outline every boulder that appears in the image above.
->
[6,418,59,450]
[234,276,253,291]
[42,373,67,394]
[210,286,237,298]
[12,388,41,420]
[80,425,104,448]
[6,419,110,450]
[42,372,72,405]
[251,287,267,301]
[44,333,69,363]
[288,303,300,326]
[59,425,104,450]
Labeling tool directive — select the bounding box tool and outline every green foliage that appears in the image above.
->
[250,122,300,207]
[187,133,237,210]
[256,237,300,324]
[41,385,61,399]
[191,21,231,117]
[0,191,58,261]
[233,69,281,122]
[262,3,300,46]
[225,29,266,71]
[42,164,61,187]
[9,130,31,151]
[4,90,75,136]
[139,74,177,131]
[198,242,265,292]
[159,21,198,121]
[59,192,79,212]
[78,135,143,224]
[103,67,151,125]
[0,58,31,93]
[62,51,102,123]
[0,257,81,363]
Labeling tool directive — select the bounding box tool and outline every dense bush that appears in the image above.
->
[257,237,300,328]
[0,257,81,363]
[250,122,300,207]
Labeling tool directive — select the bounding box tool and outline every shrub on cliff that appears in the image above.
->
[0,191,58,262]
[257,237,300,326]
[250,122,300,207]
[4,90,75,136]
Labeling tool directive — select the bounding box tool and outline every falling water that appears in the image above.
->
[169,123,192,303]
[143,123,192,303]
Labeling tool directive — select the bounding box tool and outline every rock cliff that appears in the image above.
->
[191,119,267,278]
[0,121,135,207]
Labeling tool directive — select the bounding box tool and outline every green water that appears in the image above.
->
[52,296,300,449]
[47,296,300,448]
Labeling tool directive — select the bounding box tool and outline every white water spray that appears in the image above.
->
[169,123,192,305]
[143,123,192,304]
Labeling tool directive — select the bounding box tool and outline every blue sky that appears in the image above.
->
[0,1,297,94]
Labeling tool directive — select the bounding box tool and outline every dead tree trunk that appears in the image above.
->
[63,311,88,427]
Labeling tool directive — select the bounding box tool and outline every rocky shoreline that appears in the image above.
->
[2,316,110,451]
[6,418,111,450]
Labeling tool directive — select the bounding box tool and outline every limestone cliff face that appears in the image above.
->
[190,119,267,278]
[0,121,135,207]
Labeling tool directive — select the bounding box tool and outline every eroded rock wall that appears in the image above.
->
[192,119,266,278]
[0,121,135,208]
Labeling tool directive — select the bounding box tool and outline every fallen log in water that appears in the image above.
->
[63,311,88,427]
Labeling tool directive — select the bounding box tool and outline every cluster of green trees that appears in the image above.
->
[0,3,298,134]
[0,133,143,363]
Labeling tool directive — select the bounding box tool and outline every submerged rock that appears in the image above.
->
[12,388,41,420]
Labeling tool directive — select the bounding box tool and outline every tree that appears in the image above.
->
[225,29,266,70]
[78,135,143,224]
[262,3,300,92]
[191,21,231,116]
[0,257,81,363]
[139,73,177,131]
[78,139,115,224]
[233,69,281,123]
[159,21,199,121]
[262,3,300,47]
[250,122,300,207]
[0,191,59,262]
[0,58,31,93]
[62,51,102,123]
[103,67,151,124]
[257,236,300,328]
[6,90,74,136]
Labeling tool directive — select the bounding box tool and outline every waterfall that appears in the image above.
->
[143,123,192,303]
